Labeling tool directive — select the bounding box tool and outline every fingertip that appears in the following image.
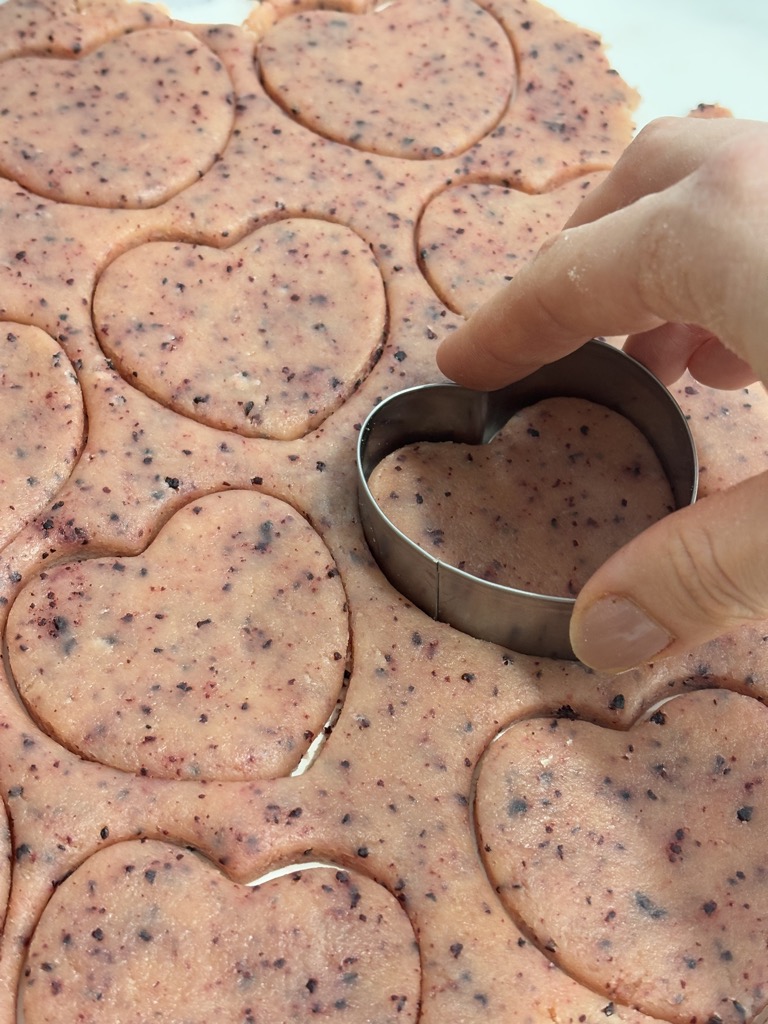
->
[435,291,543,390]
[569,593,673,673]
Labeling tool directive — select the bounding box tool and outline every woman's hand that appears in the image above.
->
[436,117,768,672]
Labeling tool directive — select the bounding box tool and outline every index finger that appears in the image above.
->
[435,193,668,389]
[436,131,768,390]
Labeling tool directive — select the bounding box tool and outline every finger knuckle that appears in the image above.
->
[530,280,580,340]
[600,118,683,205]
[695,130,768,209]
[633,199,696,320]
[632,116,684,158]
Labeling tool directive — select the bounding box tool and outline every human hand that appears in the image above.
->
[436,117,768,673]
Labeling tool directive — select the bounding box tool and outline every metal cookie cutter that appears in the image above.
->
[357,339,698,661]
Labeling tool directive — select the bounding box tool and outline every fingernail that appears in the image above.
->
[572,595,673,672]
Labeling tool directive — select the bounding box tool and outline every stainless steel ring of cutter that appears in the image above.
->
[357,339,699,662]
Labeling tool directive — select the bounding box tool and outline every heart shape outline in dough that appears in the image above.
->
[258,0,515,159]
[0,29,234,208]
[94,218,387,440]
[8,490,349,782]
[475,689,768,1022]
[23,841,421,1021]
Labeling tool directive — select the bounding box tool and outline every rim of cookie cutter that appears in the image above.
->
[356,339,698,662]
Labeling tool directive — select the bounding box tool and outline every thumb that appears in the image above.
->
[570,471,768,672]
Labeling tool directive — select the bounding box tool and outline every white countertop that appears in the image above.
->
[167,0,768,130]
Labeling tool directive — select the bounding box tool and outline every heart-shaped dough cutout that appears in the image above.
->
[0,324,84,552]
[8,490,348,781]
[475,689,768,1022]
[94,219,386,440]
[23,841,421,1021]
[419,173,607,314]
[0,30,234,208]
[258,0,514,159]
[369,396,674,598]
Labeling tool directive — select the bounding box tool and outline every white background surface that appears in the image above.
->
[167,0,768,130]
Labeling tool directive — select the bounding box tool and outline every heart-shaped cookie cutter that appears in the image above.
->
[357,339,698,661]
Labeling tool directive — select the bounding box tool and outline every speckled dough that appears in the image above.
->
[9,490,348,780]
[23,840,421,1022]
[0,0,764,1022]
[369,397,674,596]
